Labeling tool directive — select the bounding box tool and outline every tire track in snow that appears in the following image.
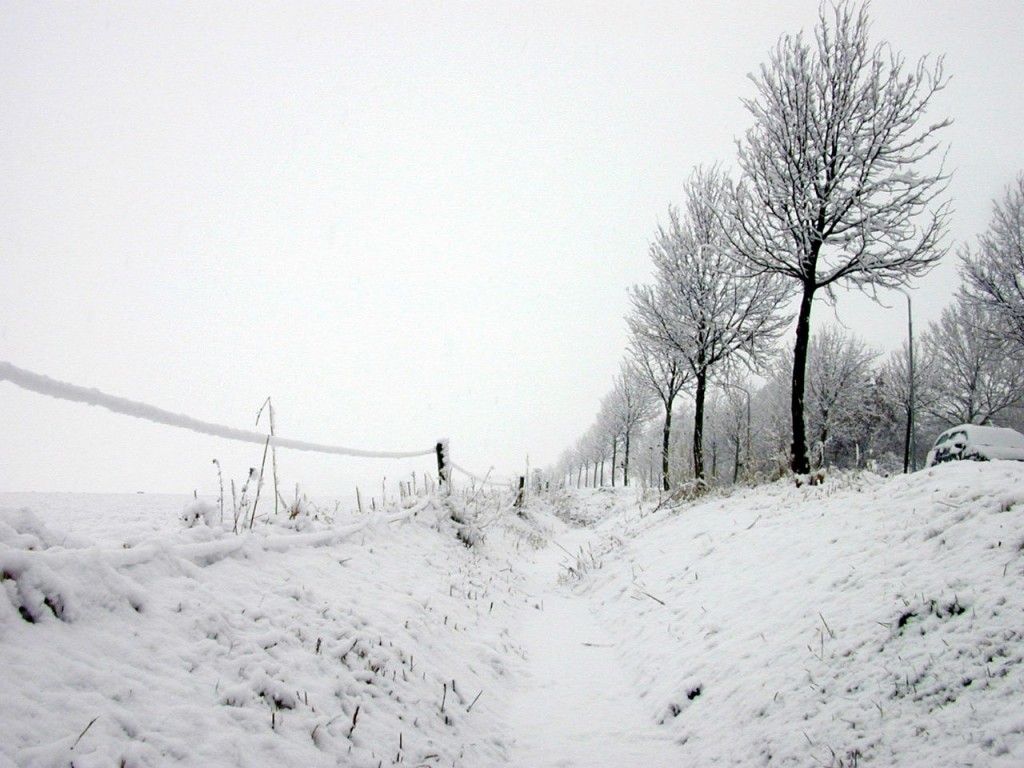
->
[506,528,686,767]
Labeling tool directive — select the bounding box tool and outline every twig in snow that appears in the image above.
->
[347,706,360,739]
[637,588,666,605]
[71,716,99,750]
[551,539,576,558]
[255,397,279,516]
[466,690,483,712]
[250,435,270,528]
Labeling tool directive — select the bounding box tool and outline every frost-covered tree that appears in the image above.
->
[747,352,797,478]
[573,425,609,488]
[804,327,879,467]
[602,362,656,487]
[879,339,940,471]
[716,377,756,484]
[629,167,789,481]
[731,0,950,474]
[596,394,624,486]
[960,174,1024,352]
[590,423,611,487]
[920,297,1024,427]
[572,433,597,488]
[845,370,904,470]
[560,365,656,490]
[627,330,690,491]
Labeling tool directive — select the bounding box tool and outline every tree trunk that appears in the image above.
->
[662,399,674,491]
[791,284,816,474]
[624,431,632,487]
[693,366,708,480]
[818,425,829,469]
[611,438,618,487]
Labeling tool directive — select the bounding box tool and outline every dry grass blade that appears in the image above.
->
[71,716,99,750]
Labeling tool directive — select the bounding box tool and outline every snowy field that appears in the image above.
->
[2,461,1023,766]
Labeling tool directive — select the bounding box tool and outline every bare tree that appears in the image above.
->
[596,394,624,487]
[879,339,940,471]
[627,330,690,491]
[629,167,789,481]
[604,362,656,487]
[573,425,607,488]
[590,422,610,487]
[573,434,591,488]
[920,297,1024,426]
[750,352,795,477]
[714,375,756,484]
[960,174,1024,352]
[731,0,951,473]
[804,326,878,467]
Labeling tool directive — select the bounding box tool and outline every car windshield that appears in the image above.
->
[936,431,965,447]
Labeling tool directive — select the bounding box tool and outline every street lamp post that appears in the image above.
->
[898,290,916,473]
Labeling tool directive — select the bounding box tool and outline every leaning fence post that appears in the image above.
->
[436,439,451,492]
[513,476,525,510]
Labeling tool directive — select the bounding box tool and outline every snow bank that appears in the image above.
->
[579,463,1024,766]
[0,494,525,767]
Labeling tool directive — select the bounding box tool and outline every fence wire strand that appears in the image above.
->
[450,461,515,488]
[0,361,435,459]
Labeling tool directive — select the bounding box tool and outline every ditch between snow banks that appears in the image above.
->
[0,488,687,768]
[504,519,686,767]
[3,463,1024,766]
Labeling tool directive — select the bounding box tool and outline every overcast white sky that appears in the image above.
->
[2,1,1023,495]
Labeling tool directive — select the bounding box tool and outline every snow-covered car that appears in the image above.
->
[925,424,1024,467]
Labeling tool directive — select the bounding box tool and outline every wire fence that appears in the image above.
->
[1,361,435,458]
[449,462,515,488]
[1,360,523,490]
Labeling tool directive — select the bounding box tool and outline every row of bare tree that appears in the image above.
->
[560,281,1024,489]
[553,2,1024,490]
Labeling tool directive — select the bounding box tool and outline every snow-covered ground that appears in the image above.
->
[2,461,1023,766]
[576,463,1024,766]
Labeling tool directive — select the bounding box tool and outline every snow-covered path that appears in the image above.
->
[506,527,686,767]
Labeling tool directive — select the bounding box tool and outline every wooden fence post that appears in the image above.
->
[436,439,450,491]
[513,476,525,509]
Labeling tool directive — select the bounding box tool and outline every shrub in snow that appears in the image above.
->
[180,500,219,528]
[285,493,318,526]
[1,508,147,626]
[793,469,827,487]
[0,552,67,624]
[273,489,335,531]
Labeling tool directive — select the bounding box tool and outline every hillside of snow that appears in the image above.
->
[577,462,1024,766]
[2,461,1023,767]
